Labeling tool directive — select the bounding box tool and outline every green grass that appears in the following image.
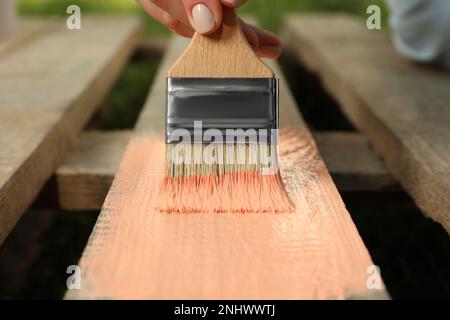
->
[238,0,388,31]
[18,0,169,35]
[19,0,389,35]
[89,60,160,130]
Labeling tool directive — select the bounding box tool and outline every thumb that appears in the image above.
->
[182,0,223,35]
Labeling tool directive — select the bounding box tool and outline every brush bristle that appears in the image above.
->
[155,143,295,213]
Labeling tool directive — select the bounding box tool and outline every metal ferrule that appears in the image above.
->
[166,78,279,144]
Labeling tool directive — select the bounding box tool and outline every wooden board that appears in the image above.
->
[282,14,450,234]
[314,132,398,191]
[0,19,53,57]
[0,16,142,245]
[65,34,388,300]
[56,130,132,211]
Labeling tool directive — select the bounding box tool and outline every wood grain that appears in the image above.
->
[282,14,450,233]
[0,16,142,245]
[0,19,54,57]
[65,34,388,300]
[56,131,133,211]
[169,7,273,78]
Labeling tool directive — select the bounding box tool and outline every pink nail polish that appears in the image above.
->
[192,4,215,34]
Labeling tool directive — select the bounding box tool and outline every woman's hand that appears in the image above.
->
[137,0,282,59]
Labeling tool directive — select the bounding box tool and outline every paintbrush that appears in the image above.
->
[156,6,294,213]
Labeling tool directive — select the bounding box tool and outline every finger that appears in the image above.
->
[252,25,282,47]
[239,18,259,50]
[182,0,223,35]
[148,0,191,26]
[137,0,194,37]
[221,0,247,8]
[244,22,282,59]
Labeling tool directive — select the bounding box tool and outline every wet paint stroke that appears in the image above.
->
[156,137,295,213]
[67,130,386,299]
[157,170,295,213]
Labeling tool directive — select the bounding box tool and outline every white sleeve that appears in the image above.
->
[386,0,450,68]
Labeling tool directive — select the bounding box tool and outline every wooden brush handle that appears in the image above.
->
[168,6,274,78]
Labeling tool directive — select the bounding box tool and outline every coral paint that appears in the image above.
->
[156,171,294,213]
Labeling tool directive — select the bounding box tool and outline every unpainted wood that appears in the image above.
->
[282,14,450,233]
[0,19,54,57]
[56,131,132,211]
[0,16,142,245]
[314,132,398,191]
[169,7,273,78]
[66,33,388,300]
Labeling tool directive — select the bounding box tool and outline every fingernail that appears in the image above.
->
[259,45,282,58]
[192,4,215,34]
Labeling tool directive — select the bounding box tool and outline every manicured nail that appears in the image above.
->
[192,4,215,34]
[259,45,282,58]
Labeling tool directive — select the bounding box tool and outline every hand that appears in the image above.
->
[137,0,282,59]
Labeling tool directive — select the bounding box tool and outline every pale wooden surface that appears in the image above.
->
[169,7,273,78]
[0,0,16,42]
[56,131,133,211]
[0,19,53,57]
[314,132,398,191]
[0,16,142,245]
[66,34,388,300]
[283,14,450,234]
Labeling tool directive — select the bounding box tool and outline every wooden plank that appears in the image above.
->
[56,130,132,211]
[314,132,398,191]
[282,14,450,234]
[0,16,142,245]
[0,19,54,57]
[66,34,388,300]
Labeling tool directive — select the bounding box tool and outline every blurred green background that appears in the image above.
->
[19,0,389,35]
